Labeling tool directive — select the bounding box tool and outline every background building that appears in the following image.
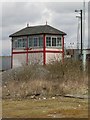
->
[65,48,90,61]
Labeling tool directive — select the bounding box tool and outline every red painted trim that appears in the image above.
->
[26,36,28,65]
[28,50,43,53]
[12,50,63,54]
[62,36,64,63]
[13,51,27,54]
[46,50,63,53]
[12,51,43,54]
[43,34,46,65]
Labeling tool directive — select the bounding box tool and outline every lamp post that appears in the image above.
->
[75,9,83,59]
[76,16,80,50]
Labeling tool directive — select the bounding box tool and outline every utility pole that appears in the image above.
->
[80,10,83,56]
[75,9,83,59]
[76,16,81,49]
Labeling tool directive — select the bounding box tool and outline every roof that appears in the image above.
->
[9,24,67,37]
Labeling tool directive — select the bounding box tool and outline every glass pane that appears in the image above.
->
[28,37,32,47]
[34,38,38,46]
[23,38,26,47]
[18,39,22,47]
[39,37,43,46]
[46,37,51,46]
[57,37,62,47]
[52,38,56,46]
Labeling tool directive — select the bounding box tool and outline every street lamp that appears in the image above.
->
[75,9,83,58]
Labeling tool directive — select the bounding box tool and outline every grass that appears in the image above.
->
[2,60,88,118]
[2,60,88,99]
[2,97,88,118]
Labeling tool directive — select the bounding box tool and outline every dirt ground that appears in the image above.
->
[2,97,88,118]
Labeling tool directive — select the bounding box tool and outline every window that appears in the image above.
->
[39,37,43,47]
[34,37,38,46]
[46,36,62,47]
[22,38,26,47]
[12,41,16,48]
[14,38,27,48]
[46,37,51,46]
[28,36,43,47]
[28,37,32,47]
[52,38,56,46]
[18,39,22,47]
[57,37,62,47]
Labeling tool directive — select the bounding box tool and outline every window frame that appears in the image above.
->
[57,37,62,47]
[22,38,27,48]
[52,37,57,47]
[46,35,62,48]
[33,37,38,47]
[17,38,22,48]
[13,37,27,49]
[28,37,33,48]
[28,36,43,48]
[46,37,51,47]
[39,37,43,47]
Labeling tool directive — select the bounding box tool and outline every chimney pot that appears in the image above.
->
[27,23,29,27]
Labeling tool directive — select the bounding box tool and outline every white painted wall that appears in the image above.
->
[13,54,26,68]
[46,53,62,64]
[45,48,62,63]
[13,48,44,67]
[13,53,43,67]
[28,52,43,65]
[13,48,63,67]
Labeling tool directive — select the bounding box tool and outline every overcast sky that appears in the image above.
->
[1,1,88,56]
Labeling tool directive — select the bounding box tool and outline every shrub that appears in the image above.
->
[2,60,88,99]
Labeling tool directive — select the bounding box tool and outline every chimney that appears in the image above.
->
[27,23,29,27]
[46,21,47,25]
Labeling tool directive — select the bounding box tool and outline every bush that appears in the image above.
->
[2,60,88,99]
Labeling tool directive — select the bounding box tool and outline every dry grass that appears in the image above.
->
[2,60,89,118]
[2,60,88,99]
[2,97,88,118]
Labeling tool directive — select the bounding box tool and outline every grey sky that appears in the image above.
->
[1,2,88,56]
